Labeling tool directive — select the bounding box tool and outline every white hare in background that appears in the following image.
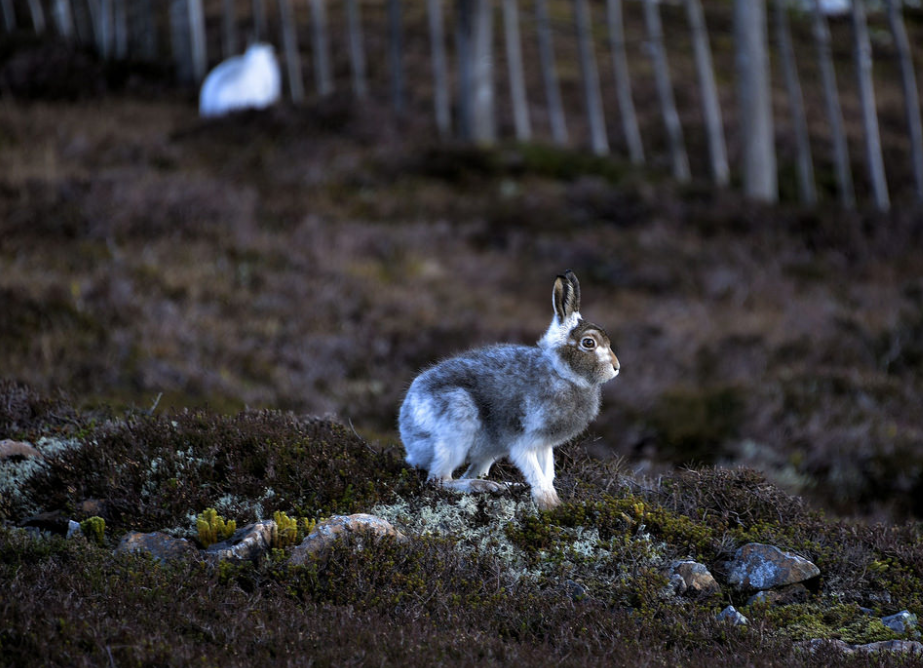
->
[199,43,281,118]
[399,271,620,510]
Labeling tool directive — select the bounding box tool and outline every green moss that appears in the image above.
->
[79,516,105,546]
[196,508,236,548]
[754,602,903,644]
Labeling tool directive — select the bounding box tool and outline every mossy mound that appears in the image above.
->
[1,384,922,667]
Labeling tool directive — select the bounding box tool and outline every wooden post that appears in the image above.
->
[471,0,495,144]
[851,0,889,210]
[502,0,531,142]
[810,0,854,208]
[774,0,816,205]
[26,0,46,33]
[345,0,368,98]
[643,0,690,182]
[114,0,128,59]
[684,0,728,186]
[607,0,643,164]
[189,0,207,83]
[310,0,333,96]
[735,0,776,201]
[170,0,193,83]
[278,0,304,103]
[574,0,608,155]
[223,0,238,58]
[52,0,75,40]
[885,0,923,205]
[1,0,16,31]
[428,0,450,135]
[137,0,156,60]
[100,0,113,58]
[389,0,405,116]
[253,0,267,40]
[457,0,473,140]
[535,0,567,145]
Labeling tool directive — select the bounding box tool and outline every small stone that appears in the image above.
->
[206,520,274,562]
[289,514,404,565]
[20,511,71,535]
[0,440,42,461]
[66,520,82,539]
[663,560,720,598]
[117,531,196,563]
[563,579,587,601]
[716,605,748,626]
[795,639,923,656]
[725,543,820,592]
[745,583,810,607]
[854,641,923,655]
[881,610,918,635]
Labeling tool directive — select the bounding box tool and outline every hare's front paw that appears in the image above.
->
[532,488,561,511]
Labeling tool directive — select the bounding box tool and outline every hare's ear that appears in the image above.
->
[564,270,581,313]
[553,271,580,322]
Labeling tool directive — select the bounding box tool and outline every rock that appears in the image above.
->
[725,543,820,592]
[20,510,71,535]
[796,638,923,655]
[881,610,918,634]
[117,531,196,563]
[66,520,82,539]
[663,560,720,598]
[563,579,587,601]
[288,514,404,565]
[206,520,274,562]
[716,605,748,626]
[745,583,810,606]
[0,439,42,461]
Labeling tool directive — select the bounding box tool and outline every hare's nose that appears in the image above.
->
[611,352,620,375]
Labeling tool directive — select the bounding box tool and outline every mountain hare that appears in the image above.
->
[399,271,620,510]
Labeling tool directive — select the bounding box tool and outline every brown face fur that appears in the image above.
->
[561,319,620,384]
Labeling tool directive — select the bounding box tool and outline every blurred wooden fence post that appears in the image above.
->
[471,0,495,144]
[388,0,405,115]
[52,0,75,40]
[643,0,689,182]
[885,0,923,205]
[502,0,531,141]
[535,0,567,145]
[684,0,728,186]
[811,0,854,208]
[345,0,368,98]
[310,0,333,96]
[114,0,128,59]
[428,0,451,135]
[100,0,112,58]
[170,0,193,82]
[1,0,16,31]
[137,0,156,60]
[253,0,267,40]
[851,0,889,211]
[26,0,45,34]
[774,0,816,205]
[574,0,608,155]
[735,0,776,202]
[189,0,207,82]
[223,0,237,57]
[607,0,643,164]
[278,0,304,103]
[457,0,473,140]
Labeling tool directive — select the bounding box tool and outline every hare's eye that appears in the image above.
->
[581,337,596,349]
